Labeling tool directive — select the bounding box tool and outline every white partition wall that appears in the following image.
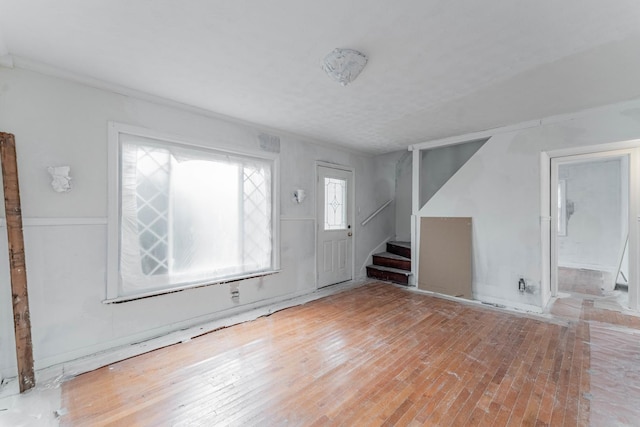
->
[410,102,640,312]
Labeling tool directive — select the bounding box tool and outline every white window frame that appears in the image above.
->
[106,122,280,302]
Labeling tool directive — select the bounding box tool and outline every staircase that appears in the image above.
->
[366,241,412,285]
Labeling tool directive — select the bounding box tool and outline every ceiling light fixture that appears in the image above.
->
[322,48,368,86]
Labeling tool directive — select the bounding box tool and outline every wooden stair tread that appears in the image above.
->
[373,251,410,261]
[387,241,411,249]
[366,264,412,276]
[368,241,412,284]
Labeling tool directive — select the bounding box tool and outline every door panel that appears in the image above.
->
[323,242,332,272]
[338,240,347,269]
[317,165,353,287]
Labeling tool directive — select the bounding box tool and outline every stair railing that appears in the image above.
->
[361,199,392,226]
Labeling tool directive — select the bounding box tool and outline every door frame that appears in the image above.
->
[541,139,640,311]
[315,161,355,288]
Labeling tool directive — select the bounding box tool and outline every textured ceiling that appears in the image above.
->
[1,0,640,154]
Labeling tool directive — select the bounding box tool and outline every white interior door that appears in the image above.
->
[317,165,354,287]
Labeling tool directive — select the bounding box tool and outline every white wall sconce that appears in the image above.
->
[322,48,368,86]
[47,166,72,193]
[293,189,306,204]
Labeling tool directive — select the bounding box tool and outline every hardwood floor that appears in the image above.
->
[59,282,637,426]
[557,267,614,296]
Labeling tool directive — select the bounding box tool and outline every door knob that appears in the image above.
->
[348,231,353,237]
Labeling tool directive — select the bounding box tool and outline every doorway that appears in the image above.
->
[316,164,354,288]
[550,148,636,310]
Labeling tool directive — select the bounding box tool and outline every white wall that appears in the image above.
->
[359,149,413,245]
[558,158,625,272]
[352,151,403,273]
[417,102,640,310]
[0,67,396,379]
[394,152,412,242]
[419,138,487,209]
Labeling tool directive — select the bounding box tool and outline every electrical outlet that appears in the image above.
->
[230,283,240,302]
[518,277,526,293]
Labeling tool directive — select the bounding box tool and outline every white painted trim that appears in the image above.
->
[541,99,640,127]
[315,160,355,172]
[409,120,540,151]
[106,123,120,300]
[411,148,420,214]
[409,98,640,153]
[550,156,559,298]
[630,150,640,311]
[102,270,281,304]
[10,56,372,157]
[410,215,418,287]
[109,121,279,161]
[473,293,544,314]
[545,144,639,311]
[0,217,107,227]
[540,152,551,309]
[347,163,357,284]
[410,148,420,288]
[34,279,369,385]
[407,286,544,314]
[313,165,319,286]
[546,138,640,159]
[272,156,281,273]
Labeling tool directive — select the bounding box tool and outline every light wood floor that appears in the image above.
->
[59,282,640,426]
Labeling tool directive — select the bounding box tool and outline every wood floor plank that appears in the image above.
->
[59,282,638,426]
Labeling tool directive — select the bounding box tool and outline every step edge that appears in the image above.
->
[366,265,413,275]
[373,252,411,261]
[387,241,411,249]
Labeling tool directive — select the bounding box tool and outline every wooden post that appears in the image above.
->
[0,132,34,393]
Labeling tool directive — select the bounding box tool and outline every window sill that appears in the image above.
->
[103,270,280,304]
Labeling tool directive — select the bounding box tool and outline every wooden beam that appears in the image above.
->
[0,132,34,393]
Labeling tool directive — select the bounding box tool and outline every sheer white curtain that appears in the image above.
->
[119,136,273,295]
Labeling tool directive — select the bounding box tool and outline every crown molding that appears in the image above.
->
[9,55,373,157]
[409,97,640,152]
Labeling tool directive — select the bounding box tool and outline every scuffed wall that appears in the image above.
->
[352,150,401,276]
[419,138,487,209]
[418,104,640,310]
[0,67,395,379]
[558,158,625,272]
[394,152,412,242]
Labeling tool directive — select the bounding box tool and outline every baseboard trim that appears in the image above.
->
[408,286,543,314]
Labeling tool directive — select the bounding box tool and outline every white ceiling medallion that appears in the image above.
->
[322,48,368,86]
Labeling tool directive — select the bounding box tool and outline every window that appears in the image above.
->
[107,124,278,301]
[324,177,347,230]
